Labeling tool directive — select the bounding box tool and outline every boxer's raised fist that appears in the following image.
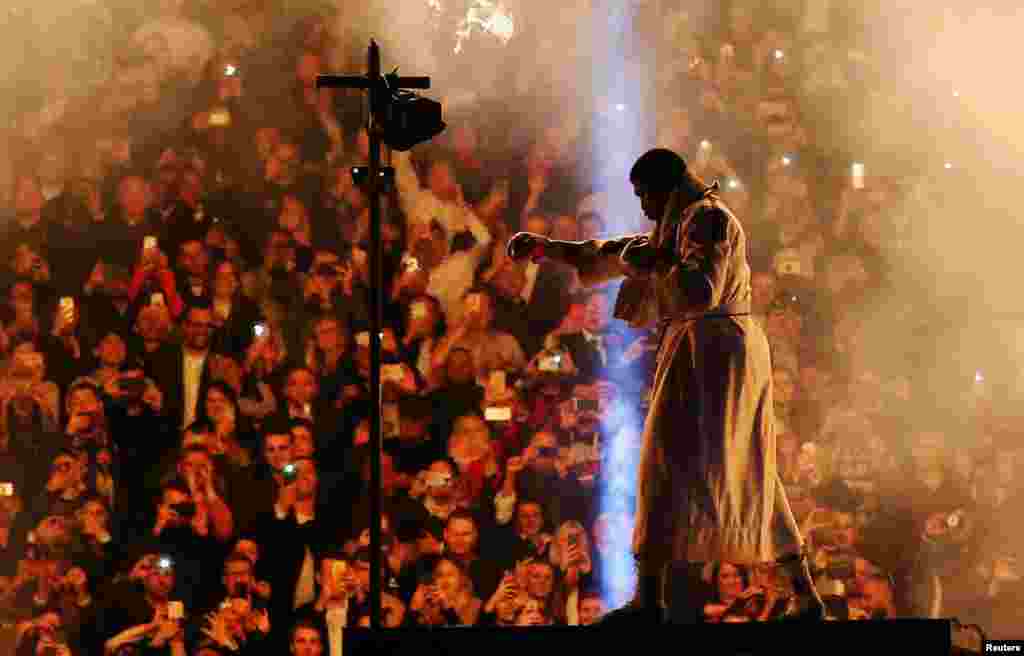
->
[506,232,549,261]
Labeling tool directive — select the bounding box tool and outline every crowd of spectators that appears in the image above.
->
[0,0,1018,653]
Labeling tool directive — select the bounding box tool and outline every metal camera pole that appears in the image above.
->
[317,40,431,631]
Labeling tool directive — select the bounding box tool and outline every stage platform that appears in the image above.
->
[341,619,955,656]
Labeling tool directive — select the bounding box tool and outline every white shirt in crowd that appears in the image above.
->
[521,261,540,304]
[182,350,207,429]
[325,603,348,656]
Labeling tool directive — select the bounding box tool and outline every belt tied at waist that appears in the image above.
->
[654,300,752,360]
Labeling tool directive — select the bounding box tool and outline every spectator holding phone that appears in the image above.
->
[409,557,481,626]
[408,460,461,523]
[139,479,222,612]
[481,567,527,626]
[429,288,526,381]
[495,431,588,532]
[99,554,185,656]
[209,260,264,357]
[549,520,593,624]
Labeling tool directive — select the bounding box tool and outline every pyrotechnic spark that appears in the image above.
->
[453,1,515,55]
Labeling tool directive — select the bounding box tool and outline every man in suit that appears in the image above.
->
[548,289,627,383]
[256,457,348,647]
[147,304,216,430]
[270,366,341,463]
[487,255,573,358]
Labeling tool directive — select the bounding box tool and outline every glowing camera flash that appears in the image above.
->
[944,162,953,170]
[614,103,626,112]
[782,155,792,166]
[975,371,984,384]
[774,49,785,60]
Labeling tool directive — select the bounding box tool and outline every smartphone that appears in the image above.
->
[404,256,420,272]
[851,162,866,190]
[59,297,74,312]
[0,482,13,497]
[574,398,599,412]
[567,532,578,547]
[538,352,562,373]
[253,322,268,339]
[209,108,231,127]
[484,406,512,422]
[149,292,166,307]
[167,601,185,621]
[282,463,298,483]
[411,302,427,320]
[143,236,158,252]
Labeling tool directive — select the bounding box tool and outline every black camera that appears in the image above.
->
[574,399,600,413]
